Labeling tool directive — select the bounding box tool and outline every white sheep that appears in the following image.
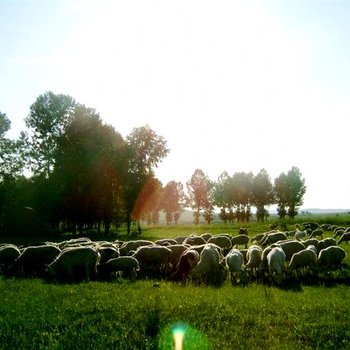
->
[132,245,173,278]
[225,248,245,284]
[317,246,347,270]
[190,245,226,285]
[337,232,350,245]
[250,233,266,244]
[154,238,178,246]
[58,237,92,250]
[294,229,307,241]
[277,240,305,261]
[318,237,337,251]
[98,256,140,279]
[172,249,200,282]
[288,246,317,275]
[207,235,232,252]
[302,238,320,253]
[244,245,262,271]
[261,232,287,246]
[267,246,286,280]
[231,234,249,249]
[200,233,213,242]
[119,240,155,256]
[183,235,207,246]
[12,244,61,277]
[47,246,100,282]
[166,244,190,268]
[98,246,120,264]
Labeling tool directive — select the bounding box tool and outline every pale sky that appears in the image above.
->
[1,0,350,209]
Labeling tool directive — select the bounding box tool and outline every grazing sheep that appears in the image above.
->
[238,227,248,235]
[132,245,172,277]
[277,240,305,261]
[119,240,155,256]
[317,246,347,270]
[267,246,286,278]
[333,228,345,238]
[239,249,248,264]
[155,238,178,246]
[172,249,200,282]
[261,232,287,246]
[318,237,337,251]
[166,244,189,268]
[244,245,262,271]
[303,222,319,231]
[225,248,245,284]
[0,244,21,275]
[47,246,100,282]
[12,244,61,277]
[337,232,350,245]
[231,234,249,249]
[184,243,223,257]
[58,237,92,250]
[183,235,207,246]
[302,238,320,253]
[250,233,266,244]
[200,233,213,242]
[294,230,307,241]
[207,235,232,252]
[190,245,226,286]
[0,244,21,265]
[258,245,274,279]
[288,246,317,275]
[98,256,140,280]
[174,236,187,244]
[98,246,120,264]
[310,228,324,239]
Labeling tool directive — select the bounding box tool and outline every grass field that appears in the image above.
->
[1,277,350,349]
[1,215,350,349]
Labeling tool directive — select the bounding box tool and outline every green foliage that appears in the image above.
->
[186,169,214,224]
[0,278,349,349]
[24,91,76,177]
[274,167,306,220]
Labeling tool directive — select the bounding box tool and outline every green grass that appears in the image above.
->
[1,216,350,349]
[0,278,350,349]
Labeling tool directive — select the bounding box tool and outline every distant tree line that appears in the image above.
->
[0,91,306,238]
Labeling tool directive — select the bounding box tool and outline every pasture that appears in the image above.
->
[1,278,350,349]
[1,215,350,349]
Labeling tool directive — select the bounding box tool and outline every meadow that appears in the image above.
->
[1,214,350,349]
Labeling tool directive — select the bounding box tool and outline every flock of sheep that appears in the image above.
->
[0,222,349,286]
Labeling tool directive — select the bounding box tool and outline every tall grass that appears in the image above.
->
[1,277,350,349]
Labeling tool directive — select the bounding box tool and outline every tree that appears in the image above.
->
[24,91,76,177]
[274,172,288,220]
[252,169,275,222]
[186,169,213,224]
[285,167,306,219]
[231,171,253,222]
[0,112,25,181]
[132,177,163,226]
[213,171,231,223]
[53,104,126,235]
[162,181,186,225]
[125,125,169,234]
[274,167,306,220]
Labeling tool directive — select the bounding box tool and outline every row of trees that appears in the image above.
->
[0,91,306,237]
[186,167,306,225]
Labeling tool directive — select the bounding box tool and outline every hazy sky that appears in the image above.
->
[1,0,350,209]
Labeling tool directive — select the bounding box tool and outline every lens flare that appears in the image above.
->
[173,324,185,350]
[158,322,210,350]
